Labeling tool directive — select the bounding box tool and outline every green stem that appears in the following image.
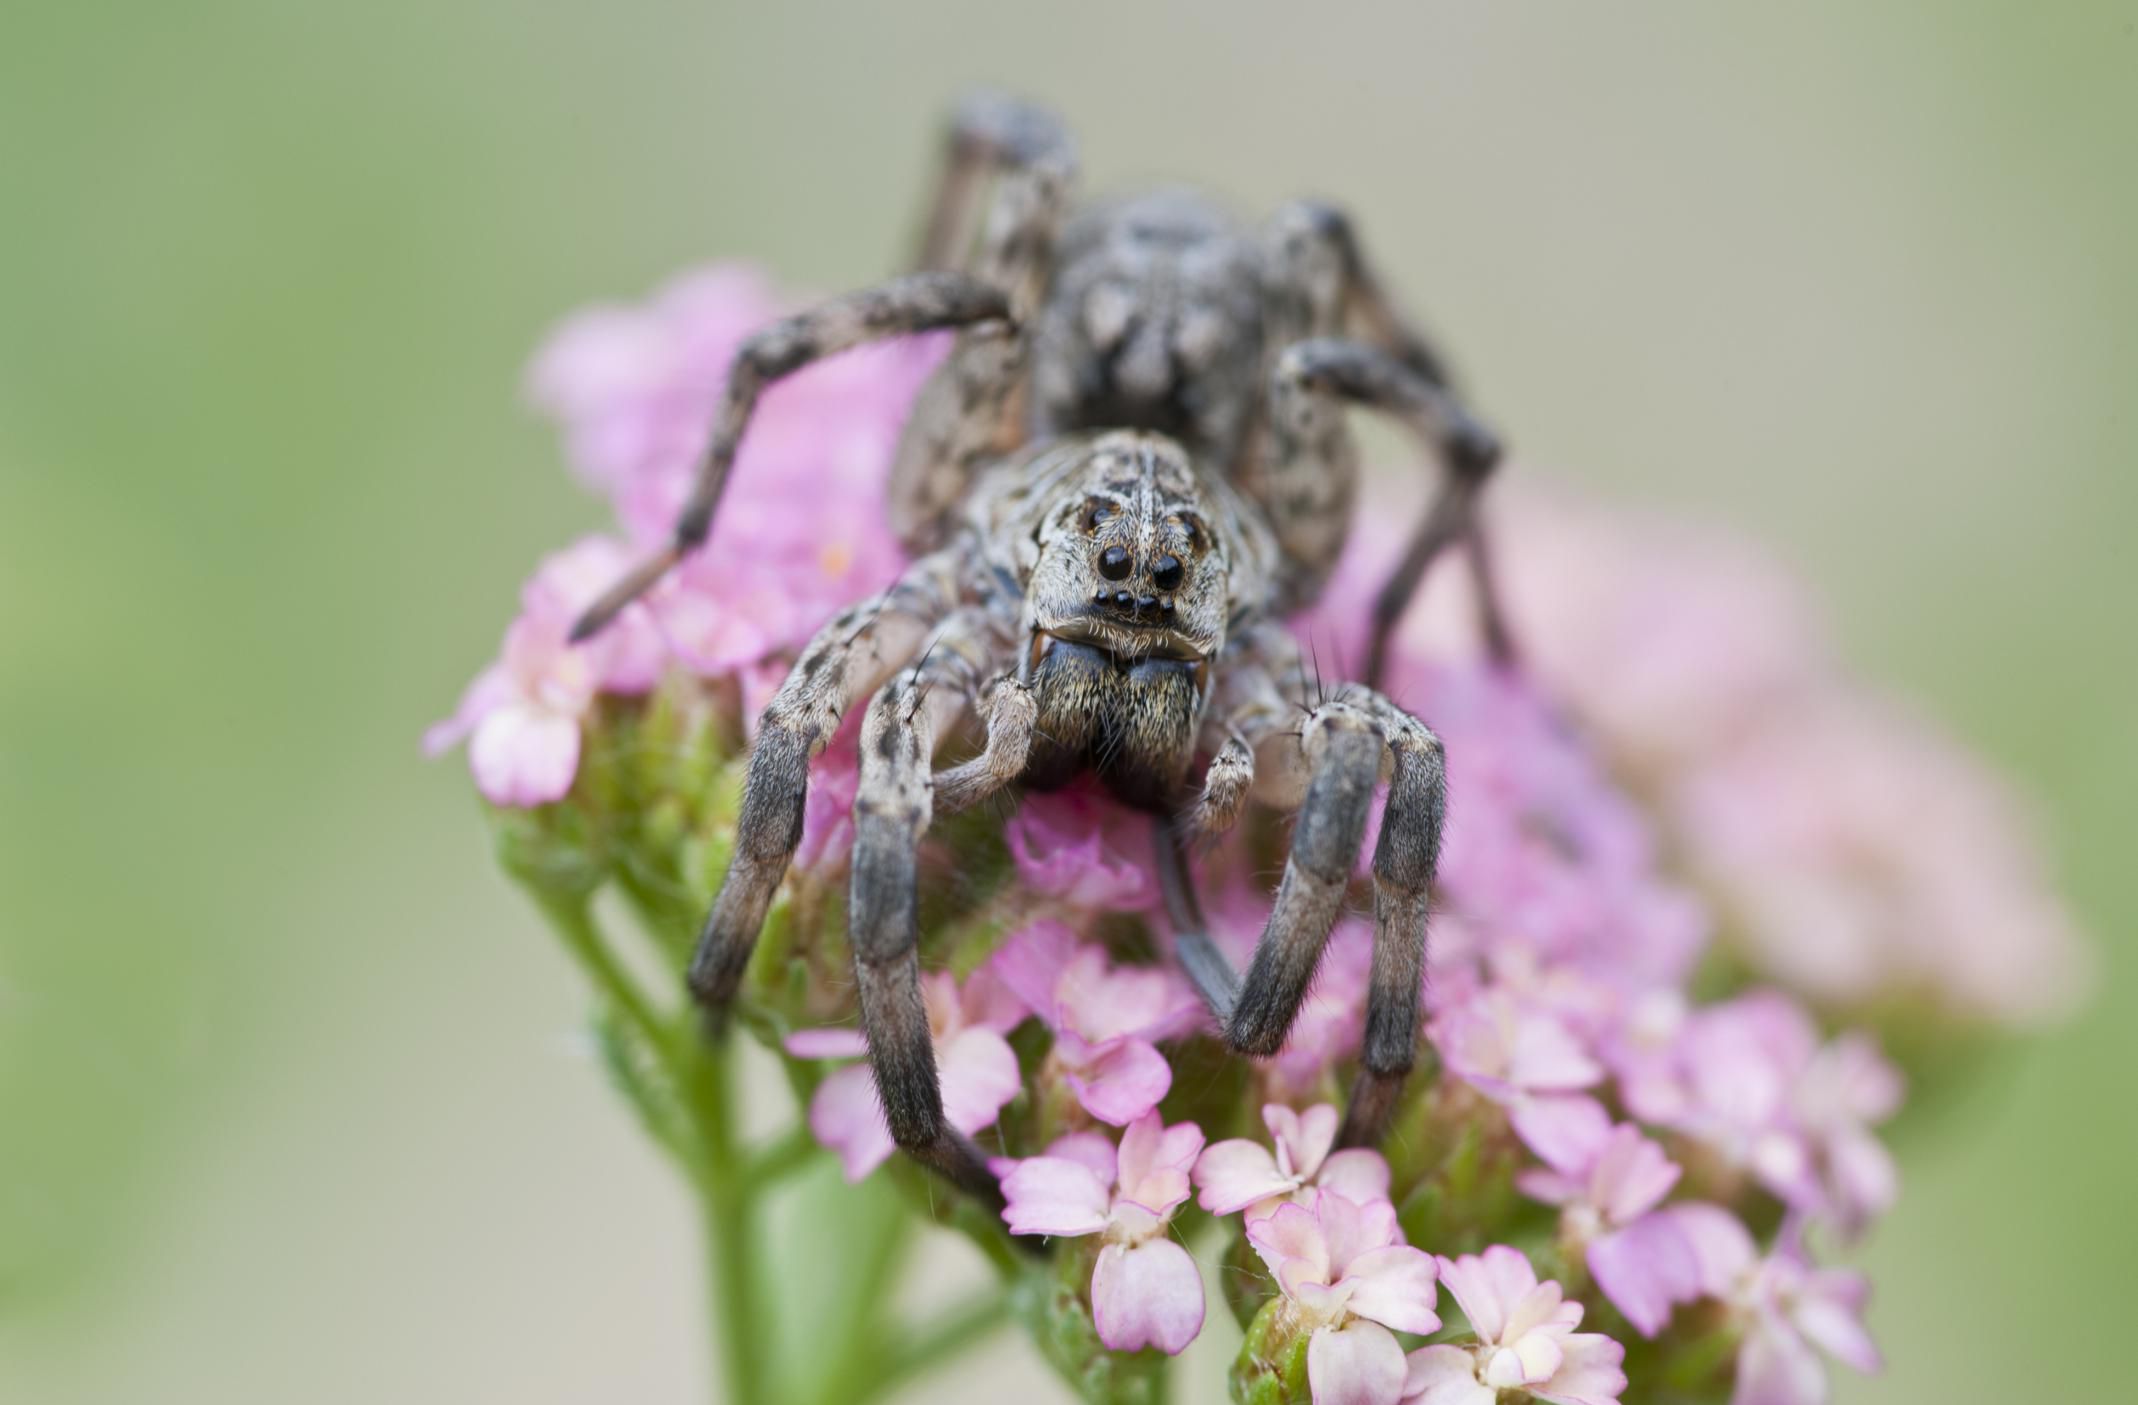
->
[815,1293,1012,1405]
[532,892,679,1066]
[742,1123,821,1194]
[694,1044,769,1405]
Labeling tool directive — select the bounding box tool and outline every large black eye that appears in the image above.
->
[1098,545,1134,581]
[1081,500,1117,533]
[1151,554,1184,591]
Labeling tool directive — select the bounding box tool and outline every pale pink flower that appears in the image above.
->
[784,968,1024,1182]
[998,1112,1207,1355]
[425,536,666,806]
[1246,1191,1441,1405]
[1517,1122,1695,1336]
[1429,986,1610,1167]
[1007,783,1160,911]
[1193,1102,1390,1221]
[1674,687,2088,1025]
[990,920,1202,1126]
[790,726,862,875]
[1406,1246,1626,1405]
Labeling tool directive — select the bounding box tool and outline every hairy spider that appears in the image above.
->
[572,94,1511,1207]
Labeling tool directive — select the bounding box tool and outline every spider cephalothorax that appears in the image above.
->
[571,94,1505,1206]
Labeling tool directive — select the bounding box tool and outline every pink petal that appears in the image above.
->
[468,701,581,806]
[999,1156,1111,1237]
[1193,1140,1291,1215]
[1307,1319,1409,1405]
[808,1063,894,1182]
[1317,1148,1394,1207]
[1064,1037,1172,1126]
[1732,1316,1827,1405]
[1590,1125,1682,1225]
[1436,1246,1539,1345]
[1588,1216,1699,1338]
[938,1028,1021,1136]
[1268,1102,1341,1179]
[1510,1095,1612,1170]
[1664,1203,1759,1298]
[424,664,511,757]
[1342,1245,1442,1336]
[1535,1333,1627,1405]
[1042,1131,1121,1185]
[1402,1345,1496,1405]
[987,920,1081,1025]
[1796,1271,1881,1375]
[1246,1200,1330,1284]
[1115,1114,1204,1215]
[1090,1238,1205,1355]
[783,1027,868,1059]
[957,959,1032,1034]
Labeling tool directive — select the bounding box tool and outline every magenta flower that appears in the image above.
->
[1517,1121,1696,1336]
[789,725,863,875]
[990,920,1203,1126]
[1404,1246,1627,1405]
[784,967,1024,1182]
[1194,1102,1390,1222]
[1245,1191,1441,1405]
[998,1112,1208,1355]
[426,535,665,806]
[1006,783,1160,911]
[1429,986,1610,1168]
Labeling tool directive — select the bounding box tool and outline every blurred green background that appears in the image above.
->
[3,2,2132,1400]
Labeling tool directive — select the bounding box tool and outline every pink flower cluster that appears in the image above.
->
[429,264,940,805]
[1368,480,2087,1027]
[436,261,2082,1405]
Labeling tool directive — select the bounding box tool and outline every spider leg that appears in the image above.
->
[1185,631,1448,1146]
[683,552,960,1025]
[567,274,1014,642]
[1259,200,1513,677]
[931,672,1037,815]
[912,91,1075,279]
[887,99,1074,550]
[1185,726,1255,841]
[849,613,1014,1203]
[1267,336,1507,682]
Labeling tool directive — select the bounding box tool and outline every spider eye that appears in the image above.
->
[1151,554,1184,591]
[1081,500,1117,532]
[1098,545,1134,581]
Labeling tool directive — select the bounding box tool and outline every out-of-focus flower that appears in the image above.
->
[425,536,665,805]
[998,1112,1208,1355]
[1430,986,1610,1167]
[790,726,862,875]
[1673,688,2087,1025]
[991,920,1202,1126]
[1622,991,1899,1235]
[1671,1214,1882,1405]
[1193,1102,1390,1221]
[1246,1191,1441,1405]
[1517,1121,1694,1336]
[1405,1246,1627,1405]
[1007,783,1160,912]
[785,968,1024,1182]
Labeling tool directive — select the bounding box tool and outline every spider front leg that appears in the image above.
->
[683,552,959,1024]
[1166,633,1448,1149]
[566,274,1016,642]
[848,612,1018,1203]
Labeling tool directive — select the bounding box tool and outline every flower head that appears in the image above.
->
[1194,1102,1390,1221]
[1246,1190,1440,1405]
[1518,1121,1696,1336]
[999,1112,1208,1354]
[1406,1246,1626,1405]
[990,920,1202,1126]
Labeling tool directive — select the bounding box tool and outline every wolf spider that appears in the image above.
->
[573,94,1512,1206]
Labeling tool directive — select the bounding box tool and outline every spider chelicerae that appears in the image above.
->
[571,93,1513,1209]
